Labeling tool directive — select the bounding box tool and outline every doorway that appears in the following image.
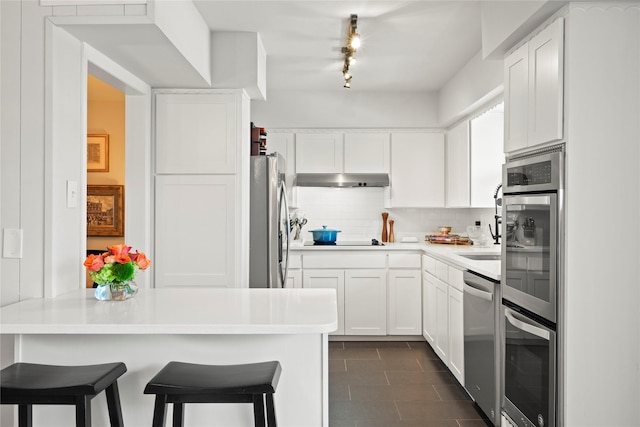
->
[83,46,152,291]
[85,75,126,287]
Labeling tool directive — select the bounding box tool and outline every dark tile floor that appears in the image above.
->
[329,341,492,427]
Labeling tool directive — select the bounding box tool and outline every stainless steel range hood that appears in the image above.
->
[295,173,390,188]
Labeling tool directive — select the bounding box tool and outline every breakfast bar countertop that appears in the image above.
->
[0,287,338,335]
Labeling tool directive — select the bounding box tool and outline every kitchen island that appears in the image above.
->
[0,288,337,427]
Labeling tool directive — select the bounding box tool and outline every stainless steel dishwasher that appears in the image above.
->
[463,270,500,426]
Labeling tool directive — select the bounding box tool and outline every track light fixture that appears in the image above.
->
[341,14,360,89]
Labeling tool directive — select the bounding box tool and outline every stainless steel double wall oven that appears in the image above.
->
[501,145,564,427]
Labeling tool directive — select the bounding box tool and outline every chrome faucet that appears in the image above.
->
[489,184,502,245]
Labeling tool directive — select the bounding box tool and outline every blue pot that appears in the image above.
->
[309,225,341,244]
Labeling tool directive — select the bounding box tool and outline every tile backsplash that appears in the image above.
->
[292,187,497,242]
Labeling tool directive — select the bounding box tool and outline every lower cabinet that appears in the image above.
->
[286,269,302,288]
[344,270,387,335]
[388,269,422,335]
[434,275,449,362]
[299,252,421,337]
[422,254,465,385]
[448,286,464,385]
[303,269,345,335]
[286,254,302,288]
[303,268,387,336]
[422,272,437,344]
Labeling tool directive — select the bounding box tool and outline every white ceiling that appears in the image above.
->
[194,1,483,92]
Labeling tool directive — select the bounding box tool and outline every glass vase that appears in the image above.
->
[94,280,138,301]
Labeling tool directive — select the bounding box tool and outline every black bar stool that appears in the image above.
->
[144,361,281,427]
[0,362,127,427]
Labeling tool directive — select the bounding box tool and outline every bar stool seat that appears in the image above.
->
[144,361,281,427]
[0,362,127,427]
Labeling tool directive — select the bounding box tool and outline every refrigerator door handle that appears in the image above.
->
[279,180,290,288]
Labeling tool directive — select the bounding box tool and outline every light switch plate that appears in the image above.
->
[67,180,78,208]
[3,229,23,259]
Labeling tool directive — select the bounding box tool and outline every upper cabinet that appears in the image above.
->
[267,132,296,205]
[295,132,390,174]
[504,18,564,153]
[344,133,390,173]
[446,121,470,207]
[295,133,343,173]
[155,93,238,174]
[389,132,445,207]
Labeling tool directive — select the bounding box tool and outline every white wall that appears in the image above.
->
[480,0,566,59]
[252,90,439,129]
[563,4,640,425]
[437,50,504,127]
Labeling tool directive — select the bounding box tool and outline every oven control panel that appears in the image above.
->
[507,160,552,187]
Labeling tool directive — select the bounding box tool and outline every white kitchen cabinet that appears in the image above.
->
[446,108,504,208]
[295,133,343,173]
[155,93,238,174]
[446,121,470,207]
[155,175,236,288]
[434,276,449,362]
[389,132,445,207]
[286,269,302,288]
[267,132,297,206]
[388,269,422,335]
[448,286,464,385]
[154,90,250,290]
[470,105,505,207]
[344,133,390,173]
[422,272,437,344]
[344,270,387,335]
[303,269,345,335]
[285,254,302,288]
[423,255,464,384]
[504,18,564,153]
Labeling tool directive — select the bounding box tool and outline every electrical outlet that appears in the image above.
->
[2,229,23,259]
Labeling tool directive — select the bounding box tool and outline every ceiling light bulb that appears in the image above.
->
[349,56,356,65]
[344,80,351,89]
[343,71,351,80]
[350,34,361,49]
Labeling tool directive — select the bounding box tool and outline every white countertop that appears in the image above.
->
[0,288,338,335]
[291,241,501,281]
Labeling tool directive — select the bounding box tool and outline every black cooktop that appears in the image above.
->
[303,239,384,247]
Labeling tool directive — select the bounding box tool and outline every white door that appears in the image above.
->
[448,286,465,385]
[344,133,390,173]
[295,133,343,173]
[388,269,422,335]
[434,277,449,362]
[504,43,529,153]
[155,175,236,288]
[422,272,437,345]
[528,18,564,146]
[344,269,387,335]
[303,269,345,335]
[390,133,445,207]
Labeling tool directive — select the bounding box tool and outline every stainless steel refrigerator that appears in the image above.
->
[249,153,290,288]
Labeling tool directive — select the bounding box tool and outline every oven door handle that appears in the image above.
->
[464,283,493,302]
[505,308,550,340]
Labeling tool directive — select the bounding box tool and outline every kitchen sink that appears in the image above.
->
[457,253,501,261]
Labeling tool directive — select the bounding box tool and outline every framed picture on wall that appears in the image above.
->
[87,134,109,172]
[87,185,124,236]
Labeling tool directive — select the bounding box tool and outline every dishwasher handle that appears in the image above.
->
[464,283,493,302]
